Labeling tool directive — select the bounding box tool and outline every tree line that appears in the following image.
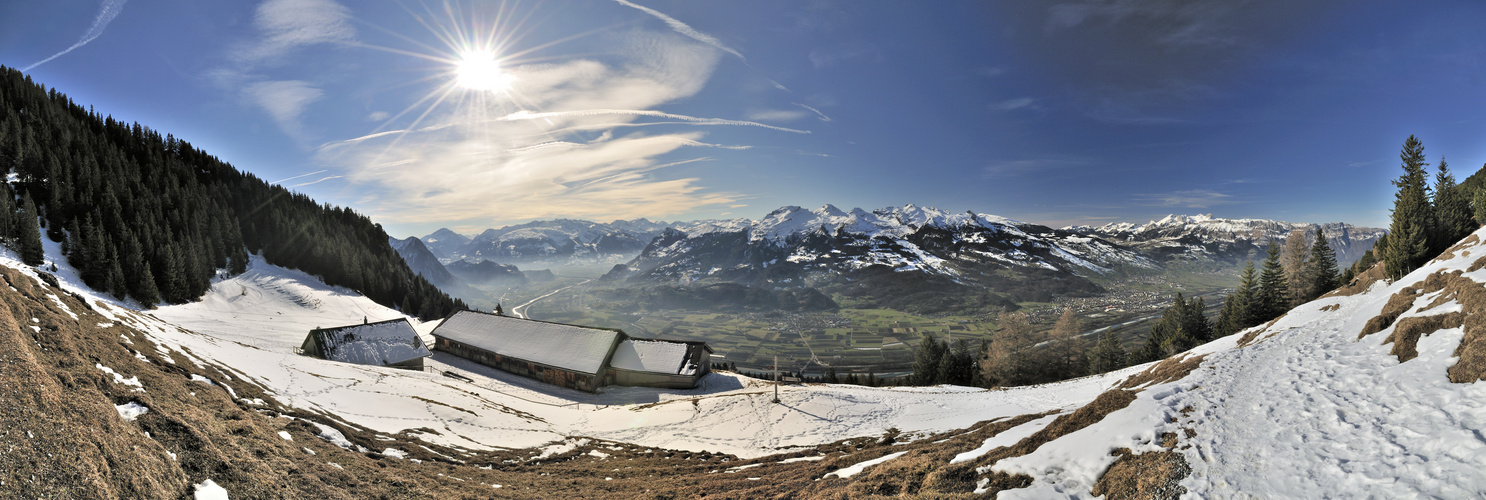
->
[0,66,465,319]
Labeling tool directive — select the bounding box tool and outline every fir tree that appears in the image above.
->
[1234,261,1259,330]
[1433,157,1474,250]
[1088,331,1126,374]
[17,192,43,266]
[1257,241,1289,321]
[1306,227,1340,300]
[0,183,14,245]
[1474,187,1486,228]
[912,335,943,386]
[1383,135,1433,280]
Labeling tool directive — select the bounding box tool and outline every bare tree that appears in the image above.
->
[1050,308,1087,378]
[1281,229,1312,307]
[982,312,1035,387]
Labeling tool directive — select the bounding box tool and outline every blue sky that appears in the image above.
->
[3,1,1484,237]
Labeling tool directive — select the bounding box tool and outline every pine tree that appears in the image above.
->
[17,192,43,265]
[1088,332,1126,374]
[1215,292,1239,337]
[1306,227,1340,300]
[1384,135,1433,280]
[1433,157,1474,249]
[1234,261,1259,330]
[0,183,14,245]
[1474,187,1486,228]
[1257,241,1289,321]
[912,335,943,386]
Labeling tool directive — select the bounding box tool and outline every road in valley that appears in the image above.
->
[511,280,590,319]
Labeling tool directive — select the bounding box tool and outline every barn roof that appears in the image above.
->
[305,318,430,366]
[430,310,621,375]
[610,339,696,375]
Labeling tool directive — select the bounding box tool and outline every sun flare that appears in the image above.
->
[455,50,512,91]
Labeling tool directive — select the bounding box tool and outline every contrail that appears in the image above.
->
[613,0,745,61]
[794,103,832,122]
[270,169,328,185]
[500,109,810,134]
[23,0,129,72]
[292,175,343,188]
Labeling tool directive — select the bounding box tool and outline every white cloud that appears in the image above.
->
[319,31,773,226]
[245,80,323,135]
[237,0,354,63]
[367,111,389,122]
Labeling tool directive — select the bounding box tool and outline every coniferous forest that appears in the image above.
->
[0,66,464,319]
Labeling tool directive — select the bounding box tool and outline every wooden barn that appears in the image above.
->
[606,338,712,389]
[430,310,623,392]
[300,318,431,370]
[430,310,713,392]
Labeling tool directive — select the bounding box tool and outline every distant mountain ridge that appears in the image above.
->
[1064,214,1387,265]
[599,204,1153,313]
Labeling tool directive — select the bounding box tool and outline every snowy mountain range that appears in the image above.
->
[1065,214,1386,265]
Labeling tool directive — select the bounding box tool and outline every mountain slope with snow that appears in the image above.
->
[1066,213,1386,265]
[606,204,1152,312]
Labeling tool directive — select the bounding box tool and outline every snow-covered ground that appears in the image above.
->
[0,238,1122,460]
[7,222,1485,496]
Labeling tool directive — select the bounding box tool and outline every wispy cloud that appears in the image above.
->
[246,80,324,136]
[992,97,1037,111]
[235,0,354,63]
[319,31,775,226]
[23,0,129,71]
[1047,0,1240,49]
[793,102,832,122]
[982,156,1092,178]
[213,0,355,138]
[613,0,745,61]
[1135,189,1236,208]
[745,109,807,122]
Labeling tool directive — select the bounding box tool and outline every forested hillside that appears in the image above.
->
[0,67,462,319]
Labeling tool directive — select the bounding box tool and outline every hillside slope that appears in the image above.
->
[4,222,1484,498]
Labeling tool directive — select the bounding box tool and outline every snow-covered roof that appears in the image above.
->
[307,318,430,366]
[610,339,694,375]
[431,310,621,375]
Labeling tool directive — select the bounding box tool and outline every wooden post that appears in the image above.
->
[773,355,780,403]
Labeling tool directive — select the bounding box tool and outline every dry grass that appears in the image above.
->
[1386,312,1465,362]
[1090,448,1191,500]
[1328,261,1388,298]
[1357,271,1458,339]
[1118,355,1208,390]
[1436,234,1481,263]
[1320,304,1340,312]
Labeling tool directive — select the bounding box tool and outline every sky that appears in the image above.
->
[3,0,1484,238]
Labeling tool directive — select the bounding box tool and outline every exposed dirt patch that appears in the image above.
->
[1358,271,1460,339]
[1436,234,1481,262]
[1238,315,1288,347]
[1386,312,1466,362]
[1329,261,1388,298]
[1091,448,1192,500]
[1119,355,1207,390]
[1320,304,1340,312]
[1469,255,1486,273]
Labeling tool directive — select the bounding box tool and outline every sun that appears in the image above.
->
[455,50,512,92]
